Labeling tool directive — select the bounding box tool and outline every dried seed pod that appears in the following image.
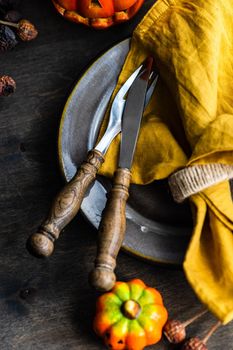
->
[182,320,221,350]
[4,10,22,23]
[0,75,16,96]
[182,337,208,350]
[163,310,207,344]
[0,18,38,42]
[0,24,17,51]
[163,319,186,344]
[16,19,38,41]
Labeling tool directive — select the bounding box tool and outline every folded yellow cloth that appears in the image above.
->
[98,0,233,324]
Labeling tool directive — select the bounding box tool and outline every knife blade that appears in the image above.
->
[119,57,154,169]
[89,57,158,291]
[27,61,156,258]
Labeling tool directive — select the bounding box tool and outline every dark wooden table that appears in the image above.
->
[0,1,232,349]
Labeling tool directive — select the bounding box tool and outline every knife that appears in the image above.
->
[89,57,157,291]
[27,62,156,258]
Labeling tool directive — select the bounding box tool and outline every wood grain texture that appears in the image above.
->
[27,149,104,257]
[0,0,232,349]
[90,168,131,291]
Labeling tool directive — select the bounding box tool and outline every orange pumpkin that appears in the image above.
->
[94,279,168,350]
[52,0,145,29]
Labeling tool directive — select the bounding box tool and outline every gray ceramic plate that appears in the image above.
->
[58,38,193,265]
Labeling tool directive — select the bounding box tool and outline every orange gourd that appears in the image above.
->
[52,0,145,29]
[94,279,168,350]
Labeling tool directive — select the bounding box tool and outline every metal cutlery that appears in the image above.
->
[89,57,157,291]
[27,59,158,258]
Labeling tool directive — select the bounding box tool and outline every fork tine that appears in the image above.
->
[119,71,159,111]
[145,72,159,107]
[114,66,159,109]
[112,65,143,106]
[95,61,159,154]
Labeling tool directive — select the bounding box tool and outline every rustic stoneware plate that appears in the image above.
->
[58,38,193,265]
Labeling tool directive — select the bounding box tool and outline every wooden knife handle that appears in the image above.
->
[27,149,104,258]
[89,167,131,291]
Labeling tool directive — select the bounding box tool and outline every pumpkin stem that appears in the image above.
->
[122,300,141,320]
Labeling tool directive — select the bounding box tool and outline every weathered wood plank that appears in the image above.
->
[0,0,232,349]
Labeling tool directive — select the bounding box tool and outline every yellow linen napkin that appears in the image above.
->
[98,0,233,324]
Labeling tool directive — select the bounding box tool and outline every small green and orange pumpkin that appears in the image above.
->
[94,279,168,350]
[52,0,145,29]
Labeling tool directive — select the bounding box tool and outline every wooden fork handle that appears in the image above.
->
[27,149,104,258]
[89,167,131,291]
